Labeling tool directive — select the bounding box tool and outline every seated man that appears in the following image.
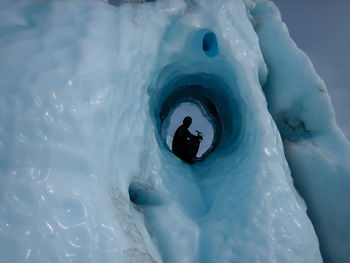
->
[172,116,203,163]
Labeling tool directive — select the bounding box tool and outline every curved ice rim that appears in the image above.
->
[150,65,247,162]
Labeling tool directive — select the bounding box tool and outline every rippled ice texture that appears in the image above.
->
[0,0,349,262]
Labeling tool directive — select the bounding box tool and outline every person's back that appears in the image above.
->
[172,124,187,159]
[172,116,202,163]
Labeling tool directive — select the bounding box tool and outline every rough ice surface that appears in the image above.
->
[0,0,349,263]
[273,1,350,141]
[251,3,350,262]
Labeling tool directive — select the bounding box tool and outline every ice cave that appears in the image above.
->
[0,0,350,262]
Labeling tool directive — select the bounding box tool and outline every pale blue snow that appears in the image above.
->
[0,1,349,263]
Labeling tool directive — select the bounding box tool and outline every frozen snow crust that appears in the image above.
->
[0,0,349,263]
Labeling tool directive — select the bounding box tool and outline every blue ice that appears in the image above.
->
[0,0,349,263]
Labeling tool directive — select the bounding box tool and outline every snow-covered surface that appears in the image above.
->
[0,0,348,263]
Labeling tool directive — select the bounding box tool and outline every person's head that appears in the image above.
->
[183,116,192,128]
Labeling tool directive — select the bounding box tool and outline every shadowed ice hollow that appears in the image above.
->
[164,101,214,158]
[0,0,349,263]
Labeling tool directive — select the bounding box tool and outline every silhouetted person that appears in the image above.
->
[172,116,203,163]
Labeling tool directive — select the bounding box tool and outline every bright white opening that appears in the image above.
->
[164,101,214,158]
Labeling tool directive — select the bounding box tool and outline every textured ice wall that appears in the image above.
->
[0,1,163,262]
[251,2,350,262]
[0,0,348,262]
[145,1,320,261]
[273,0,350,141]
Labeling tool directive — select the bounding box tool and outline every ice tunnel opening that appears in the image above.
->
[163,101,215,159]
[151,70,244,163]
[159,86,221,163]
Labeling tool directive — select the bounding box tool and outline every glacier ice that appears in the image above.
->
[0,0,349,263]
[251,3,350,262]
[273,1,350,142]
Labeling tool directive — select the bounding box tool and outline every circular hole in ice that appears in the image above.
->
[162,101,214,159]
[153,73,242,161]
[202,31,219,57]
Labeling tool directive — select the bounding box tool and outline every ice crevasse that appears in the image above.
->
[0,0,349,262]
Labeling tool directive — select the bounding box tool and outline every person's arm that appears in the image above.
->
[185,129,199,140]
